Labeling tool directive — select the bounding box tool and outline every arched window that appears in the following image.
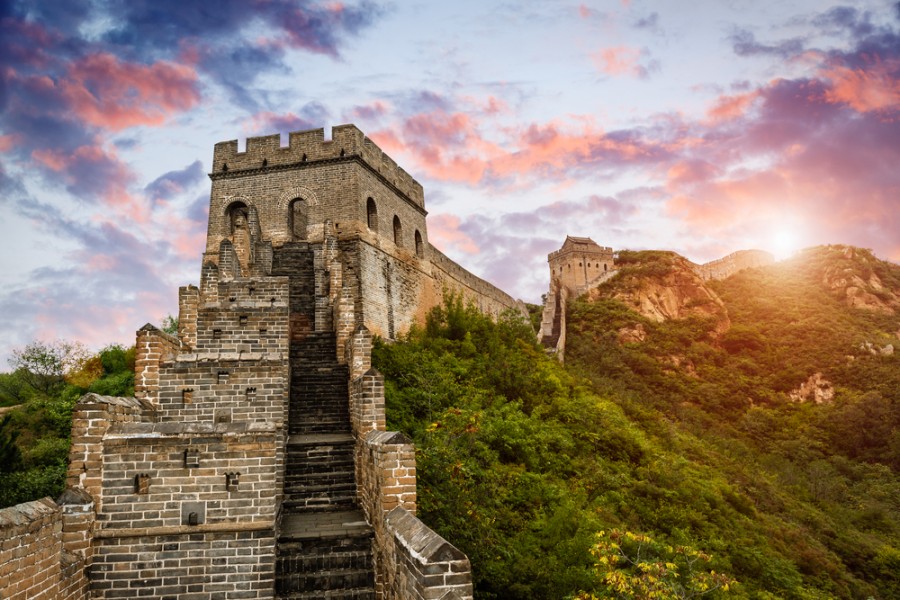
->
[226,201,249,236]
[367,198,378,231]
[288,198,307,241]
[415,230,423,258]
[393,215,402,247]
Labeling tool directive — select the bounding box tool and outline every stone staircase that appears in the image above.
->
[275,331,376,599]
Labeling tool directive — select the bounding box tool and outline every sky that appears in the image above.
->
[1,0,899,365]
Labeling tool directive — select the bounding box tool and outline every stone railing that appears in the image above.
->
[346,327,474,600]
[0,498,90,600]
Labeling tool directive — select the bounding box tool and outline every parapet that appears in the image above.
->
[212,124,425,207]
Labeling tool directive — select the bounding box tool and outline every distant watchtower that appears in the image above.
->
[548,236,614,295]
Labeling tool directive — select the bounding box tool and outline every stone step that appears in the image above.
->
[279,511,371,539]
[286,459,354,473]
[276,588,375,600]
[284,482,357,503]
[289,424,351,435]
[276,574,375,597]
[284,472,356,491]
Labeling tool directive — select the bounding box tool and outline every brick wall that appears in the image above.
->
[134,325,182,402]
[67,394,156,505]
[91,530,275,599]
[347,331,474,600]
[383,507,474,600]
[194,279,289,353]
[429,246,524,320]
[97,423,278,531]
[156,360,287,424]
[177,285,200,348]
[89,422,279,598]
[0,498,89,600]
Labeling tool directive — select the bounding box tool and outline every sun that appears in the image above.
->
[770,229,800,261]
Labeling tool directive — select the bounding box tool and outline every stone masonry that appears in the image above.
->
[3,124,510,599]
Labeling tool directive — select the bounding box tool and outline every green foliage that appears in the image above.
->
[161,314,179,335]
[575,529,735,600]
[377,248,900,599]
[0,340,136,508]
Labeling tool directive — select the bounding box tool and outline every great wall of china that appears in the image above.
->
[0,125,772,600]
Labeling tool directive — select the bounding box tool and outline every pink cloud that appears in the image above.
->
[705,91,761,123]
[32,144,149,221]
[820,59,900,114]
[592,46,644,77]
[59,53,200,130]
[428,214,480,255]
[0,134,18,153]
[346,101,390,122]
[578,4,592,19]
[372,99,670,188]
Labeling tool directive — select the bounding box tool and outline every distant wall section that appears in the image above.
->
[694,249,774,281]
[346,237,525,341]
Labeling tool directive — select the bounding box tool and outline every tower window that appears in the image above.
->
[393,215,402,247]
[415,230,423,258]
[366,198,378,230]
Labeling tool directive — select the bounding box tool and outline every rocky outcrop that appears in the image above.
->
[587,254,731,335]
[821,246,899,314]
[789,372,835,404]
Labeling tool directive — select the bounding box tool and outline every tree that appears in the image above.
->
[575,530,735,600]
[8,340,90,395]
[161,315,179,335]
[0,414,23,473]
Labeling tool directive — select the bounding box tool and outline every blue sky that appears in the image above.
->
[1,0,899,364]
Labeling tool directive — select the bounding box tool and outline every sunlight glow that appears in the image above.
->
[770,228,800,260]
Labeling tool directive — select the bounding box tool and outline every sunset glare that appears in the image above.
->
[0,0,898,363]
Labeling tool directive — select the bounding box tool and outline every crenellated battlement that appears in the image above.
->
[548,245,613,262]
[212,124,424,207]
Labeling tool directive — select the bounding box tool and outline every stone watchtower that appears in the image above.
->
[46,125,525,600]
[548,235,614,295]
[540,236,616,360]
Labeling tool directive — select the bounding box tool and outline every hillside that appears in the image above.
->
[374,245,900,599]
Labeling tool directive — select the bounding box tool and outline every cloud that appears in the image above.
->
[0,196,199,358]
[145,160,206,205]
[592,45,655,78]
[729,28,806,58]
[820,59,900,113]
[427,214,480,255]
[245,103,332,137]
[633,12,660,33]
[705,91,761,123]
[60,53,201,130]
[97,0,382,59]
[369,93,673,189]
[664,69,900,261]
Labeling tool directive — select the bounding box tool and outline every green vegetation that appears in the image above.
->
[0,340,135,508]
[375,246,900,599]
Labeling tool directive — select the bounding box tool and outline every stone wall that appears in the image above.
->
[156,360,287,424]
[91,530,275,599]
[384,507,473,600]
[67,394,157,505]
[134,325,182,402]
[89,422,278,599]
[693,249,774,281]
[346,327,474,600]
[349,238,523,343]
[0,498,89,600]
